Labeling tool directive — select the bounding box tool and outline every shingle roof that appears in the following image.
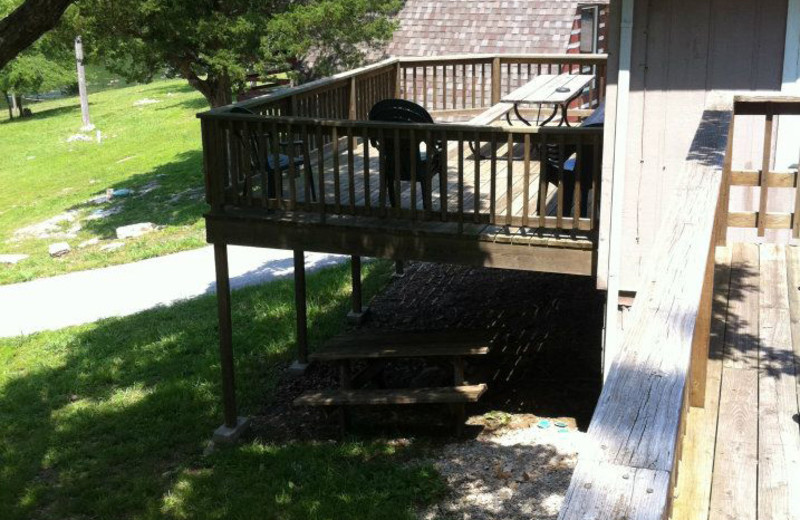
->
[384,0,608,57]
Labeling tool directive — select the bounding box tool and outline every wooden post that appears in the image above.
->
[717,112,735,246]
[758,111,774,237]
[214,244,238,428]
[689,232,716,407]
[5,92,14,119]
[347,255,369,324]
[74,36,92,130]
[349,77,357,120]
[491,57,501,105]
[293,250,309,366]
[394,62,401,98]
[394,260,405,278]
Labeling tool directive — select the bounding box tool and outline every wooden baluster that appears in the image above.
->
[522,133,530,227]
[573,135,583,234]
[457,132,464,233]
[347,126,356,214]
[442,65,448,110]
[242,120,255,207]
[403,67,408,100]
[591,133,601,229]
[471,63,476,109]
[412,66,418,103]
[506,63,511,96]
[301,124,313,208]
[363,127,371,215]
[423,66,428,108]
[451,64,457,109]
[316,125,326,220]
[539,134,548,229]
[556,135,565,230]
[270,121,282,209]
[332,126,341,213]
[474,130,481,222]
[461,63,467,109]
[481,63,486,107]
[433,65,438,111]
[425,129,433,220]
[409,128,418,220]
[758,111,773,237]
[517,63,522,89]
[287,123,298,210]
[440,130,448,221]
[378,128,387,216]
[228,121,241,206]
[491,57,501,105]
[490,133,497,223]
[506,133,513,227]
[393,128,402,218]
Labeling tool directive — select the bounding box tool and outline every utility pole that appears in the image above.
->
[74,35,93,130]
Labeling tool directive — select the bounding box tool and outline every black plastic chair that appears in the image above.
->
[540,102,604,218]
[229,106,315,201]
[368,99,443,209]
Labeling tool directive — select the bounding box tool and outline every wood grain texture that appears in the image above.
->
[293,384,487,406]
[560,108,729,520]
[670,247,732,520]
[724,243,760,369]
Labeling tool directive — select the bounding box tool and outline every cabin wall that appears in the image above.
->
[614,0,787,291]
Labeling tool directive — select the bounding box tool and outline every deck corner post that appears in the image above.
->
[689,237,716,408]
[293,250,309,370]
[213,243,247,437]
[347,255,370,325]
[491,56,501,105]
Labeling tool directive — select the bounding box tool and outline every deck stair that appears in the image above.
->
[293,330,491,433]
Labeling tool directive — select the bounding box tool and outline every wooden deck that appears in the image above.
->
[672,243,800,520]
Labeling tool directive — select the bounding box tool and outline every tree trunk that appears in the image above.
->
[0,0,76,70]
[179,65,233,108]
[16,95,24,117]
[4,92,13,120]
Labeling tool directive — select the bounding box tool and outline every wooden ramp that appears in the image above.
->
[672,243,800,520]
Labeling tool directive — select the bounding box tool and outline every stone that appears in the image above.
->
[116,222,157,239]
[49,242,71,257]
[86,207,121,221]
[212,416,250,444]
[0,254,29,265]
[287,360,309,376]
[99,242,125,252]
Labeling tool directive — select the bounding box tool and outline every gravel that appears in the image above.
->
[420,414,584,520]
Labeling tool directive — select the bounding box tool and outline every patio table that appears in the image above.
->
[502,74,595,127]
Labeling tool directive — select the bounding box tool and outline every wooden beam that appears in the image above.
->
[293,250,308,365]
[759,112,775,237]
[213,243,238,428]
[728,212,793,229]
[729,169,797,187]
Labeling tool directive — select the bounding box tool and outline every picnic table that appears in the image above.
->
[501,74,595,127]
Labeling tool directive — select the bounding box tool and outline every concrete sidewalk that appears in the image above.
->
[0,246,346,337]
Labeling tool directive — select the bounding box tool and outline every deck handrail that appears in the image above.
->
[200,53,608,120]
[558,107,731,519]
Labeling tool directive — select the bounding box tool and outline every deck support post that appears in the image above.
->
[212,243,250,443]
[689,233,716,407]
[347,255,369,324]
[290,249,309,375]
[393,260,405,278]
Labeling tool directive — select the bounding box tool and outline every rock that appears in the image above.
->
[99,242,125,252]
[14,211,81,240]
[49,242,71,257]
[116,222,157,239]
[66,133,92,143]
[0,254,29,265]
[78,238,100,248]
[86,207,121,221]
[133,98,160,106]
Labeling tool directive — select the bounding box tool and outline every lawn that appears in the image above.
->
[0,259,444,519]
[0,76,210,285]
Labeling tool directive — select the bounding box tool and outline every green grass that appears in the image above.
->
[0,259,444,519]
[0,77,209,284]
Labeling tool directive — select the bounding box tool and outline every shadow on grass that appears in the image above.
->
[74,150,207,238]
[0,103,84,125]
[0,259,437,520]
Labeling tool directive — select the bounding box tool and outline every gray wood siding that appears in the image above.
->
[616,0,786,291]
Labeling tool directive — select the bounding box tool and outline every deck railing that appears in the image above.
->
[199,54,607,236]
[719,96,800,238]
[558,107,729,519]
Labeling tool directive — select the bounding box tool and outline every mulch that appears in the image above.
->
[251,261,604,442]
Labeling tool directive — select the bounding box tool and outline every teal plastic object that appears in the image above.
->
[537,420,551,429]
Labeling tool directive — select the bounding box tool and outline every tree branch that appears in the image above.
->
[0,0,75,70]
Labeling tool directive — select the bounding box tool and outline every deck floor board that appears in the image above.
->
[672,244,800,520]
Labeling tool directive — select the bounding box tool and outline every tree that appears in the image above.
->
[77,0,400,107]
[0,0,75,70]
[0,0,75,117]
